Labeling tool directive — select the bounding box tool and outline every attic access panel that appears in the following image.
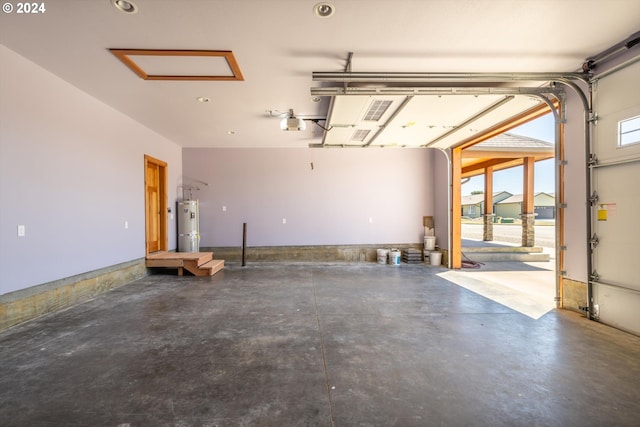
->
[321,93,543,148]
[110,49,244,81]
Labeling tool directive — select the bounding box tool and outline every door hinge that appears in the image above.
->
[589,191,599,206]
[588,153,598,167]
[588,112,598,125]
[589,270,600,282]
[589,233,599,249]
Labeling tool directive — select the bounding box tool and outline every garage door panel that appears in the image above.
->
[593,63,640,163]
[592,162,640,288]
[591,58,640,334]
[594,104,640,164]
[594,284,640,336]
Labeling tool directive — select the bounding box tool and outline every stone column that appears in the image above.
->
[483,166,495,242]
[483,214,495,241]
[521,213,536,247]
[521,157,536,248]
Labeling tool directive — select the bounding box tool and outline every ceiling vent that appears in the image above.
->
[351,129,371,142]
[363,100,393,121]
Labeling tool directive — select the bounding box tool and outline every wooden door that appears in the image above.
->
[144,155,168,255]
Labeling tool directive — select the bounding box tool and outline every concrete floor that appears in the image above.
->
[1,262,639,426]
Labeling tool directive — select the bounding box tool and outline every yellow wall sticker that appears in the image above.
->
[598,209,607,221]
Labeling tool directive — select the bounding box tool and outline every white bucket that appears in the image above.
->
[430,251,442,266]
[389,249,401,265]
[424,236,436,250]
[377,248,389,264]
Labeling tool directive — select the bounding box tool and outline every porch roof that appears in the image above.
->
[461,133,554,178]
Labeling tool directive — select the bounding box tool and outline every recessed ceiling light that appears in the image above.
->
[314,2,335,18]
[196,96,211,103]
[112,0,138,13]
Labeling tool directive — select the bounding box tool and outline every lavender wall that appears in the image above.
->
[0,45,183,295]
[183,148,434,248]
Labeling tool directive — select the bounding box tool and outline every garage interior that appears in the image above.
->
[1,1,639,425]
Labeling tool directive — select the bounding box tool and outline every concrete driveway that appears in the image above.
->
[462,223,556,248]
[456,222,557,319]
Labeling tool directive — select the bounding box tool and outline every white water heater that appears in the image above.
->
[177,200,200,252]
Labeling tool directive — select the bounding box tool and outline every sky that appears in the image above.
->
[462,113,556,196]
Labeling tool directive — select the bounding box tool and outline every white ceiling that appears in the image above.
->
[1,0,639,148]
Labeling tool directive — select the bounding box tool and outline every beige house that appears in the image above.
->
[461,191,512,218]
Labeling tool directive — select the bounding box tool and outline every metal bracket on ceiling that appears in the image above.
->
[306,118,331,132]
[343,52,353,93]
[344,52,353,73]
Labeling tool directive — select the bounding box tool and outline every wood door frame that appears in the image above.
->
[451,102,557,268]
[144,155,168,256]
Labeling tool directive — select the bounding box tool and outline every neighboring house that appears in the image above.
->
[496,192,556,219]
[534,192,556,219]
[461,194,484,218]
[461,191,512,218]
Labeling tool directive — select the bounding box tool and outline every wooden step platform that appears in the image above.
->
[146,251,224,276]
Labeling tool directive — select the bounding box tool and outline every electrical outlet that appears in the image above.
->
[17,225,26,237]
[282,218,287,224]
[222,205,227,212]
[124,221,129,229]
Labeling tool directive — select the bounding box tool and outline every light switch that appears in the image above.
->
[17,225,25,237]
[124,221,129,229]
[282,218,287,224]
[222,205,227,212]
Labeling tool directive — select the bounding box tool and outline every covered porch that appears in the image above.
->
[461,133,554,247]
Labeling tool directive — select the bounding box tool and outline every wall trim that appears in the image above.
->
[204,244,433,263]
[0,259,148,331]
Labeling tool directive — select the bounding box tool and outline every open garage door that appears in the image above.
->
[590,57,640,334]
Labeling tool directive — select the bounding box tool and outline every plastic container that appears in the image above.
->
[430,251,442,266]
[424,236,436,250]
[377,248,389,264]
[389,249,401,265]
